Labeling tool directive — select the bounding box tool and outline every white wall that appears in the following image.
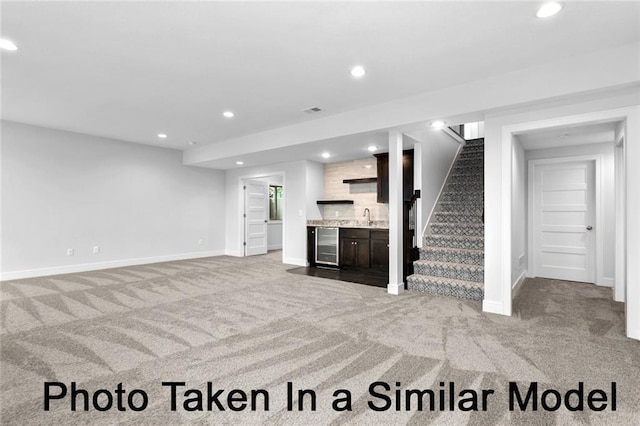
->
[254,175,283,186]
[1,121,226,280]
[405,129,460,244]
[267,222,283,250]
[224,160,323,265]
[524,143,615,286]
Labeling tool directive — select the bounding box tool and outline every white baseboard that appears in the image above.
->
[225,250,242,257]
[512,269,528,298]
[283,257,307,267]
[387,282,405,295]
[482,299,510,316]
[599,277,614,288]
[268,244,283,250]
[0,250,226,281]
[628,328,640,341]
[613,288,625,303]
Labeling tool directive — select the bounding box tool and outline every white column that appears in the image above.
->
[626,109,640,340]
[388,130,404,294]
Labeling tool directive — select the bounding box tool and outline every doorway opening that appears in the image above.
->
[508,117,628,331]
[241,174,285,259]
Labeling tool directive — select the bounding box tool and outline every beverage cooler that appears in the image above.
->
[315,227,339,266]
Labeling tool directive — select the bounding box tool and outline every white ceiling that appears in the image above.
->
[516,121,618,151]
[2,2,639,158]
[198,130,424,169]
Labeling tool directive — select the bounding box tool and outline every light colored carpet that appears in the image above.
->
[1,251,638,425]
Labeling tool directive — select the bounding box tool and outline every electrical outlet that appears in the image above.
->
[335,211,339,217]
[93,246,100,254]
[198,239,203,245]
[67,248,74,256]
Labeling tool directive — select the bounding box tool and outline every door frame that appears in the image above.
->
[614,127,626,302]
[491,104,638,340]
[238,172,286,259]
[527,155,604,285]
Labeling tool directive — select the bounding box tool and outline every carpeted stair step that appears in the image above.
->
[425,234,484,250]
[419,246,484,265]
[457,153,484,164]
[460,151,484,161]
[434,211,484,223]
[453,164,484,175]
[430,222,484,237]
[449,172,484,183]
[440,191,484,203]
[454,160,483,168]
[413,260,484,282]
[446,181,484,192]
[464,138,485,147]
[407,274,483,301]
[436,202,484,214]
[461,144,484,152]
[454,165,483,173]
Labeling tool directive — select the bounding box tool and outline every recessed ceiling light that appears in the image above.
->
[157,133,167,139]
[430,120,446,129]
[365,164,373,169]
[236,161,244,165]
[321,152,331,159]
[350,66,366,78]
[0,38,18,51]
[189,141,197,145]
[223,111,235,118]
[367,146,378,152]
[537,2,562,18]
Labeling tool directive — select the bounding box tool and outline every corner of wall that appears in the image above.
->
[282,257,307,267]
[511,269,528,300]
[482,300,510,316]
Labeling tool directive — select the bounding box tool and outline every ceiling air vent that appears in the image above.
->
[303,106,323,114]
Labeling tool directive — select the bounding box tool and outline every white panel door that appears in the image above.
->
[244,180,268,256]
[533,160,596,283]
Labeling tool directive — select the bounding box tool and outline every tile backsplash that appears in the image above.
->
[321,157,389,221]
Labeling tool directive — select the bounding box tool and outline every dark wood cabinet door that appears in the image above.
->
[375,153,389,203]
[355,238,370,268]
[340,237,370,268]
[340,238,357,267]
[403,151,414,202]
[307,227,316,266]
[374,150,414,203]
[370,238,389,271]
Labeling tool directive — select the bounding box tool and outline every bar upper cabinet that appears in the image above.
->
[374,149,414,203]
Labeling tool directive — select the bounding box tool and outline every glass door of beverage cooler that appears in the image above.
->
[315,227,339,266]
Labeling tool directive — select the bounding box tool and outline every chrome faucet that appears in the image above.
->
[363,208,372,226]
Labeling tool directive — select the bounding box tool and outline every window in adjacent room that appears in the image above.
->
[269,185,283,220]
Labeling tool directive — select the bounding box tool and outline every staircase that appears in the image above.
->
[407,138,484,301]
